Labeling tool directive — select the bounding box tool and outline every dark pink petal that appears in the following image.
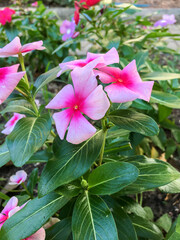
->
[0,213,7,229]
[105,83,139,103]
[46,84,75,109]
[2,196,18,216]
[20,40,45,54]
[127,81,154,102]
[81,85,110,120]
[25,228,45,240]
[53,109,74,140]
[2,113,25,135]
[0,37,21,57]
[66,111,96,144]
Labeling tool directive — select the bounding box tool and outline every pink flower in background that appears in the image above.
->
[46,60,110,144]
[154,14,176,27]
[1,113,25,135]
[31,1,38,7]
[96,60,154,103]
[0,8,15,25]
[0,65,25,104]
[0,36,45,58]
[9,170,27,185]
[0,197,45,239]
[60,19,76,41]
[57,47,119,77]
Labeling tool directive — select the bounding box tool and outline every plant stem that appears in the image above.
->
[140,192,143,206]
[21,182,32,198]
[18,53,30,89]
[15,87,28,98]
[99,118,108,166]
[50,130,56,138]
[29,98,39,117]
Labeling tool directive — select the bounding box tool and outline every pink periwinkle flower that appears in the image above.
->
[0,197,45,239]
[31,1,38,7]
[9,170,27,185]
[46,60,110,144]
[1,113,25,135]
[96,60,154,103]
[154,14,176,27]
[0,36,45,58]
[0,64,25,104]
[60,19,77,41]
[0,8,16,25]
[57,47,119,77]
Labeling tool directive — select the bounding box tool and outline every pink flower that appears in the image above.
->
[9,170,27,185]
[0,36,45,58]
[60,19,76,41]
[31,1,38,7]
[96,60,154,103]
[0,197,45,239]
[57,47,119,77]
[154,14,176,27]
[46,60,110,144]
[1,113,25,135]
[0,8,16,25]
[0,64,25,104]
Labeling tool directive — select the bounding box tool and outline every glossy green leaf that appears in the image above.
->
[88,162,139,195]
[109,109,159,136]
[72,192,118,240]
[27,168,38,196]
[46,217,72,240]
[0,193,70,240]
[39,130,104,196]
[156,214,172,233]
[7,114,52,167]
[130,214,163,240]
[27,150,52,164]
[0,142,10,167]
[151,91,180,108]
[166,215,180,240]
[143,72,180,81]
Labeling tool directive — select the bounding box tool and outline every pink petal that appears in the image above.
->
[46,84,75,109]
[58,59,87,76]
[127,81,154,102]
[93,69,116,84]
[80,85,110,120]
[8,206,21,218]
[0,214,7,229]
[53,108,74,140]
[120,60,142,84]
[2,197,18,216]
[105,83,139,103]
[20,40,46,54]
[25,228,45,240]
[0,37,21,57]
[2,113,25,135]
[10,170,27,185]
[66,111,96,144]
[96,66,121,83]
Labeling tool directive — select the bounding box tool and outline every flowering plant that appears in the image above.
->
[0,1,180,240]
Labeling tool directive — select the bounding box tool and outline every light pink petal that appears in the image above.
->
[66,111,96,144]
[1,125,14,135]
[20,41,46,54]
[96,66,121,83]
[0,37,21,57]
[53,109,74,140]
[80,85,110,120]
[25,228,46,240]
[127,81,154,102]
[58,59,87,76]
[16,170,27,184]
[87,47,119,68]
[2,197,18,216]
[93,69,116,84]
[46,84,75,109]
[2,112,25,135]
[120,60,142,84]
[8,206,21,218]
[105,83,139,103]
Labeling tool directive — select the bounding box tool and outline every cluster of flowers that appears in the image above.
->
[0,170,45,239]
[154,14,176,27]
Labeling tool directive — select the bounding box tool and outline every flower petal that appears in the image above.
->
[2,112,25,135]
[0,214,7,229]
[2,196,18,216]
[25,228,46,240]
[0,37,21,57]
[46,84,75,109]
[8,206,21,218]
[81,85,110,120]
[96,66,121,83]
[93,69,116,84]
[20,40,45,54]
[105,83,139,103]
[66,111,96,144]
[53,109,74,140]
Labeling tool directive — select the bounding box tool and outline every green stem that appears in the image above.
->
[21,182,32,198]
[140,192,143,206]
[51,130,56,138]
[18,53,30,89]
[29,98,39,117]
[15,87,28,98]
[136,194,138,203]
[99,118,108,166]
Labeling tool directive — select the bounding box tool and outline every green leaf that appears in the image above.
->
[46,217,72,240]
[158,105,172,122]
[1,100,36,116]
[109,109,159,136]
[134,50,148,70]
[159,178,180,193]
[7,114,52,167]
[27,168,38,196]
[88,162,139,195]
[142,72,180,81]
[39,130,104,196]
[0,193,70,240]
[72,192,118,240]
[130,214,163,240]
[172,129,180,143]
[0,142,10,167]
[156,214,172,233]
[151,91,180,108]
[166,215,180,240]
[33,66,60,96]
[27,150,52,164]
[4,25,19,41]
[0,192,10,201]
[56,181,82,198]
[119,155,180,194]
[104,196,138,240]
